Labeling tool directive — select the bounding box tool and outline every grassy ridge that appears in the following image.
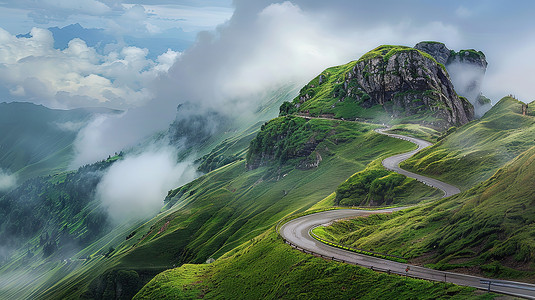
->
[134,230,491,299]
[318,144,535,279]
[401,96,535,190]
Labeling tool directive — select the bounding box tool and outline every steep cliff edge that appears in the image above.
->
[414,41,490,117]
[283,45,474,130]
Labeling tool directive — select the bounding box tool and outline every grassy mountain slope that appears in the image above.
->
[280,45,473,130]
[315,144,535,280]
[0,85,299,299]
[0,102,119,181]
[41,118,436,299]
[134,230,490,300]
[401,97,535,190]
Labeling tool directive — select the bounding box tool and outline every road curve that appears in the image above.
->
[280,209,535,299]
[375,128,460,197]
[280,128,535,298]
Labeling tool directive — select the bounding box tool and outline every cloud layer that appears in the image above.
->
[0,27,179,109]
[0,169,17,192]
[96,146,197,224]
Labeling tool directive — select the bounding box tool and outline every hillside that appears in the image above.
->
[280,44,474,130]
[314,142,535,280]
[0,102,119,182]
[401,96,535,190]
[0,155,124,300]
[134,230,488,299]
[38,118,437,299]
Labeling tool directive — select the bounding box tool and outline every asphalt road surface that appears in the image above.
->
[280,128,535,299]
[375,128,460,197]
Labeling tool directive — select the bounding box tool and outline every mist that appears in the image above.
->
[95,145,198,224]
[71,101,177,167]
[0,169,16,192]
[72,0,480,223]
[447,62,490,117]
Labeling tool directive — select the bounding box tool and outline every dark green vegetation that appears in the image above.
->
[402,97,535,190]
[40,118,434,299]
[195,122,261,173]
[448,49,486,64]
[170,85,299,162]
[247,116,384,170]
[0,102,119,181]
[0,155,127,300]
[0,155,122,259]
[135,231,491,299]
[335,161,440,206]
[316,142,535,279]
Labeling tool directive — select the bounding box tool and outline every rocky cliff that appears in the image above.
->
[414,41,490,117]
[286,45,475,130]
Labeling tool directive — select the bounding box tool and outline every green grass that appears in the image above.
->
[334,159,441,206]
[40,119,434,299]
[284,59,392,122]
[317,144,535,280]
[401,96,535,190]
[133,264,211,299]
[135,230,493,299]
[310,226,408,263]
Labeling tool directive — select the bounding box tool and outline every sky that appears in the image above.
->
[1,0,535,221]
[0,0,534,112]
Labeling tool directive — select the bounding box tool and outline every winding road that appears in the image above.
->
[375,128,460,198]
[280,127,535,299]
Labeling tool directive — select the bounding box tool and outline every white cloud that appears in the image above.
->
[0,169,17,191]
[95,146,198,224]
[156,1,463,118]
[483,40,535,103]
[106,4,155,36]
[0,27,180,109]
[55,120,86,132]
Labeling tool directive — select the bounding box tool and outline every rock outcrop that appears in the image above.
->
[341,46,474,129]
[414,41,490,117]
[349,46,473,129]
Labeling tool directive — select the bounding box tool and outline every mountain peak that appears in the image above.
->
[283,43,475,130]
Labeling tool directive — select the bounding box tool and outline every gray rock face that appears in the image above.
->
[345,47,474,129]
[414,41,451,65]
[414,41,490,117]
